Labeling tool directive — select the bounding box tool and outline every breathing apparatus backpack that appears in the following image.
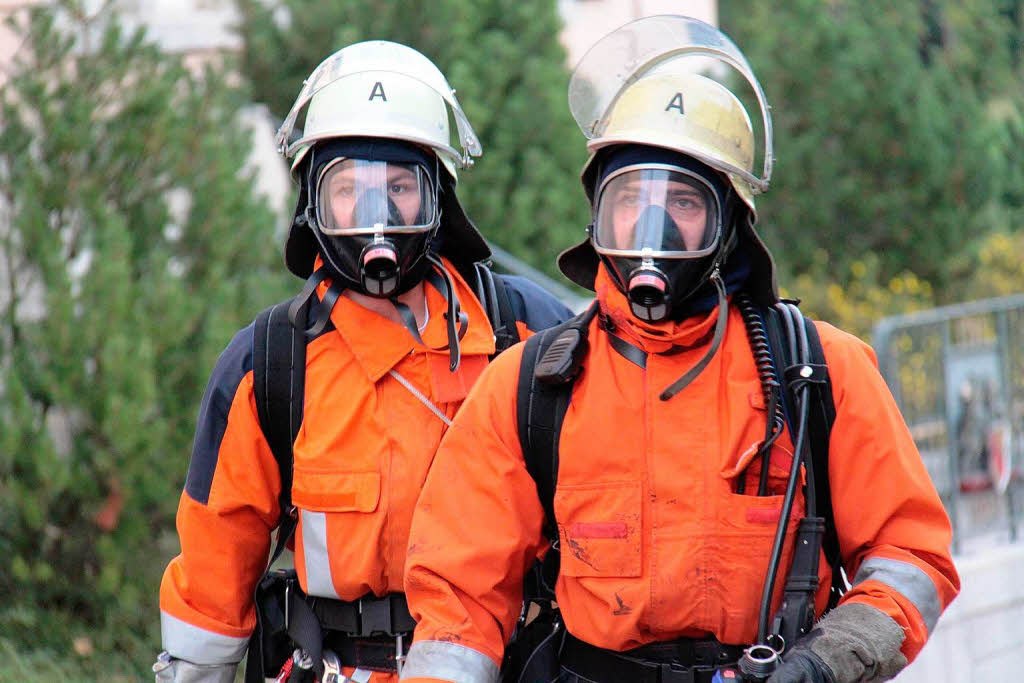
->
[504,292,845,682]
[243,262,522,682]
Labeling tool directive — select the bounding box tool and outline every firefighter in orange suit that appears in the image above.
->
[400,17,959,683]
[154,42,571,683]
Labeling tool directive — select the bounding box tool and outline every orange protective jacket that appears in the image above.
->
[400,268,959,683]
[158,259,570,680]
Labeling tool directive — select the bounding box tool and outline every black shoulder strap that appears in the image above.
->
[473,262,522,354]
[802,317,844,603]
[516,317,576,535]
[490,273,522,353]
[762,304,843,603]
[515,306,598,604]
[252,295,310,565]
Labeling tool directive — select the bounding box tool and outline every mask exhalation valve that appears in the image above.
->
[628,268,670,322]
[361,240,400,297]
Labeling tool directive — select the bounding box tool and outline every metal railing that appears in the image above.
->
[873,294,1024,553]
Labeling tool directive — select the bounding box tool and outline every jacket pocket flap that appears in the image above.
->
[720,441,796,480]
[555,481,642,578]
[291,468,381,513]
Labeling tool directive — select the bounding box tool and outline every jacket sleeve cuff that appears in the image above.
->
[153,651,238,683]
[160,610,250,665]
[400,641,499,683]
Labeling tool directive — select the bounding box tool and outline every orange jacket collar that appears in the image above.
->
[312,256,496,382]
[594,264,720,354]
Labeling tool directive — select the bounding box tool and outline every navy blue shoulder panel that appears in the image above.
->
[500,274,575,332]
[184,324,255,504]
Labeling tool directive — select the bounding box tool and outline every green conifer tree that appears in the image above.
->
[0,1,288,672]
[720,0,1018,301]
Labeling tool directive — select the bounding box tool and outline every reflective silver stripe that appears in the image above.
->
[853,556,942,633]
[389,370,453,426]
[160,611,249,665]
[400,641,499,683]
[301,509,341,598]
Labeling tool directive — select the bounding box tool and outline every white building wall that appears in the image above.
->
[896,543,1024,682]
[557,0,718,67]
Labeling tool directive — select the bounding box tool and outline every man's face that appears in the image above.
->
[327,160,423,227]
[594,167,716,255]
[608,176,709,251]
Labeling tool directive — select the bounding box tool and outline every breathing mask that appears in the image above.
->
[307,140,440,298]
[592,147,730,322]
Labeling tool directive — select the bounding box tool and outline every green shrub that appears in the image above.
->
[0,2,288,673]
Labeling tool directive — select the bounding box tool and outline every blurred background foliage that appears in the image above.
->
[0,1,288,677]
[721,0,1024,335]
[0,0,1021,679]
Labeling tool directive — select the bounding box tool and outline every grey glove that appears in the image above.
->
[768,602,908,683]
[766,644,836,683]
[152,651,238,683]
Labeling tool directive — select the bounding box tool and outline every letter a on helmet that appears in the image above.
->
[568,14,775,212]
[559,15,782,303]
[275,41,482,182]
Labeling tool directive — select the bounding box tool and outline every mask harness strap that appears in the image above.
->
[390,253,468,371]
[658,267,728,401]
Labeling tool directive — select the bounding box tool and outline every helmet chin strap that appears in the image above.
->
[288,267,344,337]
[659,267,728,401]
[389,253,468,371]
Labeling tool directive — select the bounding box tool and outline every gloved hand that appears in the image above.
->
[767,602,908,683]
[152,651,237,683]
[766,641,835,683]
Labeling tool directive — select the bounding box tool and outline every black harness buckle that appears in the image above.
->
[660,662,696,683]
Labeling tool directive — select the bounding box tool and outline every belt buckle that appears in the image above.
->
[660,662,694,683]
[359,596,391,636]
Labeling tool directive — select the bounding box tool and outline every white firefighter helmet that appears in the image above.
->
[276,40,482,181]
[568,14,773,215]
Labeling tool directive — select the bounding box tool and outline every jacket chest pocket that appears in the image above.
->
[722,438,804,498]
[554,481,642,578]
[291,466,381,513]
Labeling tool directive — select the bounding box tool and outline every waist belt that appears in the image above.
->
[308,592,416,637]
[322,633,412,673]
[561,633,746,683]
[285,588,415,680]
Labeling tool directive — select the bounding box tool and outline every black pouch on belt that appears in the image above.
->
[245,568,302,683]
[500,607,564,683]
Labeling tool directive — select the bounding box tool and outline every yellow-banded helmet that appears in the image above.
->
[584,69,758,216]
[558,15,779,306]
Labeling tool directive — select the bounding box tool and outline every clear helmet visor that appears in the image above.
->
[594,166,720,257]
[568,15,773,192]
[315,159,436,236]
[276,42,482,168]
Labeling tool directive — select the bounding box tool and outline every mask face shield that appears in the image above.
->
[315,158,436,236]
[594,165,720,259]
